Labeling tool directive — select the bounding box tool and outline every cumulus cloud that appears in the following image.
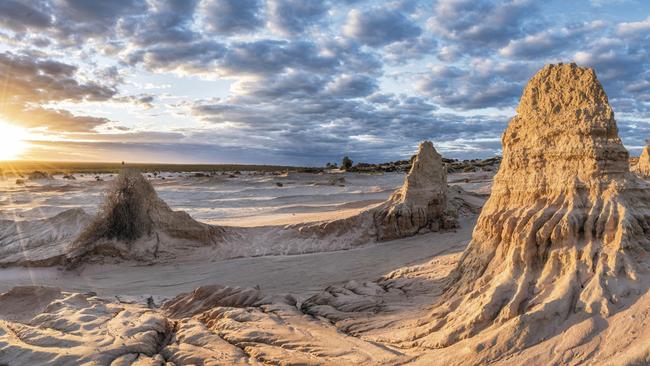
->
[199,0,263,35]
[325,74,378,98]
[428,0,536,53]
[9,108,111,132]
[0,51,118,131]
[617,15,650,37]
[417,60,535,110]
[499,21,605,59]
[0,1,51,32]
[343,7,421,47]
[118,0,198,48]
[124,40,227,74]
[219,40,339,76]
[0,51,116,103]
[267,0,330,35]
[0,0,648,163]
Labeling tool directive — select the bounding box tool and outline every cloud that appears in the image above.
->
[0,51,116,103]
[343,7,421,47]
[0,1,51,32]
[383,36,438,63]
[0,0,648,164]
[617,15,650,37]
[118,0,198,47]
[190,74,508,163]
[325,74,378,98]
[428,0,536,54]
[0,51,117,131]
[267,0,330,35]
[124,40,227,74]
[199,0,263,35]
[219,40,339,76]
[417,60,535,110]
[499,21,605,59]
[9,107,111,132]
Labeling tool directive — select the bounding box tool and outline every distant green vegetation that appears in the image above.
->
[0,160,318,175]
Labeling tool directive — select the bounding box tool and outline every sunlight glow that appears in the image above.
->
[0,121,29,160]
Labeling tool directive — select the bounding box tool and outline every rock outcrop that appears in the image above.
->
[373,141,457,241]
[637,144,650,177]
[66,169,226,265]
[289,141,463,247]
[401,64,650,349]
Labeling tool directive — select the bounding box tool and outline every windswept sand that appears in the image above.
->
[0,217,475,299]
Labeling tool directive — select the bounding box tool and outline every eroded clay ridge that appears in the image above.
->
[294,140,462,245]
[373,141,457,241]
[397,63,650,351]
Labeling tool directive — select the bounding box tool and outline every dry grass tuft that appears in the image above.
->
[77,169,155,244]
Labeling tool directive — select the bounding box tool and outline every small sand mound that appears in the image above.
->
[403,63,650,351]
[67,169,225,265]
[373,141,457,241]
[0,208,92,267]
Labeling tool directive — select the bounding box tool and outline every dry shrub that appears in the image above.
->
[77,169,155,244]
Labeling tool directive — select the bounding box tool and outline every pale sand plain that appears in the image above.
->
[0,170,488,299]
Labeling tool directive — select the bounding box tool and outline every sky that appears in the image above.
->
[0,0,649,165]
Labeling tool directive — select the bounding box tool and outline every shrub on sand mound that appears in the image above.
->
[68,169,226,265]
[76,169,154,244]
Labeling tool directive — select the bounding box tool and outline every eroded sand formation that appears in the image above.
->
[292,141,466,246]
[373,141,458,241]
[380,63,650,353]
[65,169,226,265]
[5,64,648,365]
[636,144,650,177]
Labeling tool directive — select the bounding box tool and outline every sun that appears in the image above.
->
[0,121,29,160]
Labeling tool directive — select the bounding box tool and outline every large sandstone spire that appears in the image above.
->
[402,63,650,349]
[373,141,456,241]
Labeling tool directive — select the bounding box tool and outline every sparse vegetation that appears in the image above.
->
[27,171,53,180]
[76,169,155,245]
[341,156,353,170]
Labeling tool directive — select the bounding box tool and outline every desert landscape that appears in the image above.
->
[0,63,649,365]
[2,1,650,365]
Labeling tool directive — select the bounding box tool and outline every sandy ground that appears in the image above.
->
[0,170,496,365]
[0,216,474,299]
[0,171,402,225]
